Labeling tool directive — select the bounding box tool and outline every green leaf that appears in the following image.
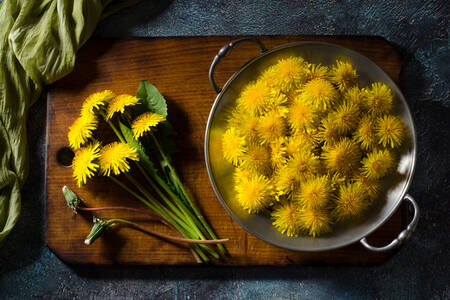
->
[118,119,158,177]
[136,80,168,117]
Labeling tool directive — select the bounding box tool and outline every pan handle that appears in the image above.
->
[360,194,419,252]
[209,37,267,94]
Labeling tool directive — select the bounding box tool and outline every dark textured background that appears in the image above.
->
[1,0,449,299]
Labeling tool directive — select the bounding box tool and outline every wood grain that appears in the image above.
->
[46,36,406,265]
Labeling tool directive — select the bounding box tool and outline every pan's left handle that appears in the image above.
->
[360,194,419,252]
[209,37,267,94]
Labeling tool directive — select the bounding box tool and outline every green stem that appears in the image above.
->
[100,111,126,143]
[135,164,220,260]
[107,219,228,244]
[150,133,226,254]
[110,176,209,261]
[136,163,205,239]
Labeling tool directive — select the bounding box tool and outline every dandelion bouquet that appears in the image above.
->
[223,57,409,237]
[66,81,227,263]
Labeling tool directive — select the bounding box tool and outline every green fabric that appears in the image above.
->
[0,0,138,245]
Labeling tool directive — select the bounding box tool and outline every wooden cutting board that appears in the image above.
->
[46,36,406,265]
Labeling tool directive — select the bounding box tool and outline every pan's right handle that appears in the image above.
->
[360,194,419,252]
[209,37,267,94]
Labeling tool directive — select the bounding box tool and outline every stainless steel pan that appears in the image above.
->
[205,38,419,252]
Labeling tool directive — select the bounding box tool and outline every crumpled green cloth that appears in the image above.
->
[0,0,139,245]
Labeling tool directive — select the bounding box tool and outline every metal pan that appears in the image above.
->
[205,38,419,252]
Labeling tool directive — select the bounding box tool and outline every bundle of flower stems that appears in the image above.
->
[67,81,227,263]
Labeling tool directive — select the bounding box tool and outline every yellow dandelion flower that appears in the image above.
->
[256,110,286,144]
[365,83,394,116]
[298,207,332,237]
[241,143,271,175]
[274,165,299,198]
[287,151,321,182]
[222,127,246,166]
[68,113,98,150]
[329,60,358,91]
[361,149,395,179]
[235,174,273,213]
[99,142,139,176]
[237,81,272,115]
[300,78,338,112]
[322,138,361,175]
[330,101,360,134]
[265,92,288,111]
[81,90,116,116]
[294,129,320,145]
[270,140,287,168]
[354,173,381,202]
[343,86,366,110]
[272,202,302,237]
[306,64,329,81]
[273,57,307,91]
[376,115,406,148]
[259,65,280,89]
[238,115,260,141]
[226,107,241,128]
[333,182,368,221]
[354,115,378,150]
[318,116,341,145]
[72,142,101,187]
[233,166,254,186]
[297,176,331,209]
[328,172,348,192]
[285,135,315,157]
[131,112,165,139]
[287,97,318,132]
[106,94,140,120]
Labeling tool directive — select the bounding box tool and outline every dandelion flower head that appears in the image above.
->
[330,60,358,91]
[81,90,115,116]
[306,64,329,81]
[298,207,332,237]
[322,138,361,175]
[365,83,393,116]
[256,110,286,144]
[237,81,272,115]
[297,175,331,209]
[235,174,273,213]
[272,202,302,237]
[300,78,338,112]
[330,100,360,134]
[333,182,367,221]
[287,151,320,182]
[354,115,378,150]
[241,143,271,175]
[287,97,318,133]
[272,57,307,90]
[318,116,342,146]
[376,115,406,148]
[343,86,366,110]
[131,112,165,139]
[361,149,395,179]
[68,113,98,150]
[99,142,139,176]
[222,127,246,166]
[72,141,101,187]
[106,94,140,120]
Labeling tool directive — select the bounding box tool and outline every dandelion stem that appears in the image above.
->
[135,163,221,260]
[109,176,210,261]
[149,133,226,254]
[107,219,229,244]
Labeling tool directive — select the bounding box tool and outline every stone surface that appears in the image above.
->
[0,0,448,299]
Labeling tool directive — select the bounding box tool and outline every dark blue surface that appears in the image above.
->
[1,1,449,298]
